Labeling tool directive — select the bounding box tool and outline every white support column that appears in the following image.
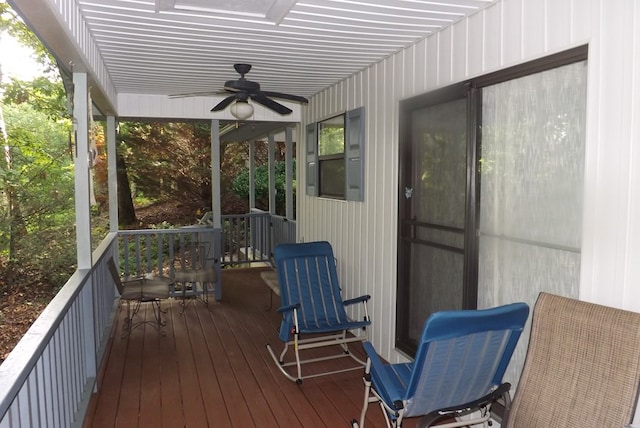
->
[211,120,223,301]
[285,127,294,220]
[106,116,118,232]
[249,141,256,210]
[73,72,92,269]
[72,72,97,385]
[268,133,276,215]
[211,120,221,228]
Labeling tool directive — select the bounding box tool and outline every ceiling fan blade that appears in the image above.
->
[261,91,308,104]
[211,95,238,112]
[251,94,292,115]
[169,90,226,98]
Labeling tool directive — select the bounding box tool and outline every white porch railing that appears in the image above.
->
[0,216,289,426]
[118,226,222,301]
[0,233,119,428]
[221,211,296,266]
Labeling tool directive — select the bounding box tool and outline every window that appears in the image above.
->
[306,107,365,201]
[318,114,346,198]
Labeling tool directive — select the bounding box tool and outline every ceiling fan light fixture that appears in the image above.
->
[230,100,254,120]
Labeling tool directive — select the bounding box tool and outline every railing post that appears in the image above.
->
[268,133,276,216]
[249,140,256,210]
[285,126,294,221]
[106,116,118,233]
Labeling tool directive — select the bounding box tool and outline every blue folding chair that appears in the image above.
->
[352,302,529,428]
[266,241,371,383]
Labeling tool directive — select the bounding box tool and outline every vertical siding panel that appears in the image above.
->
[402,47,413,98]
[426,34,439,89]
[369,60,383,350]
[414,39,427,94]
[359,67,371,313]
[547,0,572,51]
[484,2,503,71]
[582,0,639,310]
[467,11,484,77]
[438,27,453,85]
[572,0,592,42]
[626,2,640,310]
[385,53,401,359]
[354,70,364,308]
[503,0,523,65]
[522,0,546,58]
[451,19,468,82]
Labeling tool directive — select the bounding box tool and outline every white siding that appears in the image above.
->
[300,0,640,363]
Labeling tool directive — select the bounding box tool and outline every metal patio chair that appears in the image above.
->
[352,302,529,428]
[266,241,371,384]
[503,292,640,428]
[107,258,172,337]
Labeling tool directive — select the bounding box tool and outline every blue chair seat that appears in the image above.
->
[266,241,371,383]
[353,302,529,428]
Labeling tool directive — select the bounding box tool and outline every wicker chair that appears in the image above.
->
[504,292,640,428]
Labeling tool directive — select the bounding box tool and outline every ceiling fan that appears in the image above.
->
[172,64,308,119]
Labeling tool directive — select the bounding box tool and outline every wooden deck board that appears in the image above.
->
[83,268,422,428]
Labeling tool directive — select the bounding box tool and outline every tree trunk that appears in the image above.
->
[116,153,137,226]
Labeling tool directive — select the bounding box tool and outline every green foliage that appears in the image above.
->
[318,115,345,156]
[231,159,295,215]
[118,121,214,211]
[0,101,76,287]
[318,127,344,156]
[2,77,67,119]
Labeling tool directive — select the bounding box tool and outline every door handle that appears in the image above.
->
[404,187,413,199]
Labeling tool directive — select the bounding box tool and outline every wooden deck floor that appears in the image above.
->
[83,267,426,428]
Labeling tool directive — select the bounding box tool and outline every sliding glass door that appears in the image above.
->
[396,48,587,366]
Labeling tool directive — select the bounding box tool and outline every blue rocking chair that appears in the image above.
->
[266,241,371,384]
[352,302,529,428]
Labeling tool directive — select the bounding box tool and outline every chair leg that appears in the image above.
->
[355,359,373,428]
[266,342,300,383]
[122,300,142,338]
[122,299,167,338]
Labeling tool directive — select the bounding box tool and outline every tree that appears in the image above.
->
[0,102,75,288]
[0,3,74,288]
[2,77,66,119]
[117,121,214,212]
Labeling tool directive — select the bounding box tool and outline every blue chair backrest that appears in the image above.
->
[404,302,529,417]
[274,241,350,328]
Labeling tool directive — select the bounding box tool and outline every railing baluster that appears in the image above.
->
[0,226,235,426]
[134,236,141,276]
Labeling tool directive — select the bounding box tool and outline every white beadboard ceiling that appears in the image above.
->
[68,0,494,99]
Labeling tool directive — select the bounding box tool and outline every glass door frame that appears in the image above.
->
[396,84,479,356]
[395,45,588,356]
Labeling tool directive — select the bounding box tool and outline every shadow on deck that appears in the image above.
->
[83,267,411,428]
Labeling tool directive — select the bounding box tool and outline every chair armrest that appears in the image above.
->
[363,341,404,407]
[343,294,371,306]
[277,302,301,314]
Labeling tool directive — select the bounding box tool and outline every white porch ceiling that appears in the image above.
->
[14,0,495,101]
